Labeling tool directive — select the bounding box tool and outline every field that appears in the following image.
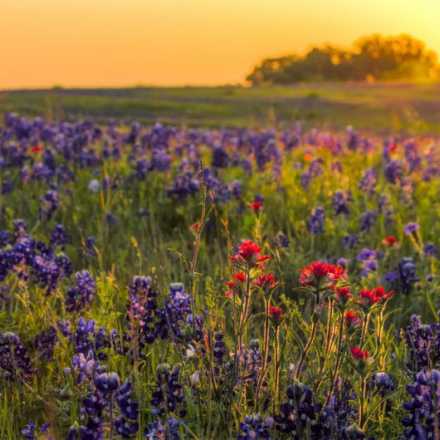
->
[2,82,440,133]
[0,88,440,439]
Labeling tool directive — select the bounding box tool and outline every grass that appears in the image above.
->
[1,82,440,133]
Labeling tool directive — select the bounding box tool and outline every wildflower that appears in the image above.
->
[332,190,351,216]
[249,196,263,213]
[299,261,345,287]
[350,346,369,361]
[342,234,358,249]
[359,210,377,232]
[231,240,269,267]
[345,310,361,327]
[213,331,227,365]
[238,414,274,439]
[370,372,395,396]
[94,372,120,395]
[308,206,325,234]
[392,257,419,295]
[360,286,393,307]
[335,286,352,303]
[65,270,96,313]
[424,243,438,257]
[30,144,43,154]
[235,240,260,260]
[274,231,289,248]
[383,235,398,247]
[359,168,377,194]
[402,370,440,438]
[233,272,247,283]
[268,305,283,323]
[254,273,277,290]
[404,223,419,236]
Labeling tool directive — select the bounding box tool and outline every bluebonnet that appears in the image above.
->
[114,381,139,438]
[320,379,358,438]
[50,223,68,248]
[238,414,273,439]
[275,382,322,437]
[396,257,419,295]
[127,275,159,345]
[237,339,263,385]
[359,210,377,233]
[164,283,203,343]
[402,370,440,439]
[384,160,403,184]
[424,243,438,257]
[404,223,420,236]
[274,231,289,248]
[332,191,351,216]
[346,126,359,150]
[39,190,59,220]
[213,331,227,365]
[308,207,325,235]
[342,234,358,250]
[212,146,229,168]
[369,372,395,397]
[404,315,440,372]
[33,326,57,361]
[151,364,186,417]
[94,372,120,395]
[404,141,421,172]
[167,172,200,199]
[145,418,181,440]
[301,159,323,189]
[65,270,97,312]
[0,332,33,381]
[358,168,376,194]
[21,422,36,440]
[356,248,378,277]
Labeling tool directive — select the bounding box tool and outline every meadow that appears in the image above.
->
[0,101,440,439]
[2,82,440,133]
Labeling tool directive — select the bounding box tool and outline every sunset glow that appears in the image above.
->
[1,0,439,88]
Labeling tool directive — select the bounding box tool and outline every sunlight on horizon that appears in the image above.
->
[1,0,440,88]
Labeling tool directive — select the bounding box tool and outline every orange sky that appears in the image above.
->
[1,0,439,88]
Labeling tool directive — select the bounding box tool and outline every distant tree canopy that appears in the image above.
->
[247,34,440,85]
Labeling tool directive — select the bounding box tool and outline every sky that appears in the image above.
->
[1,0,440,88]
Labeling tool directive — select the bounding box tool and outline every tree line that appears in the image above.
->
[247,34,440,85]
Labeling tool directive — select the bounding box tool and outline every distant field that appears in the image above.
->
[1,82,440,133]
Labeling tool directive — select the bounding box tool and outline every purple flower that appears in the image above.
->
[404,223,420,236]
[308,207,325,235]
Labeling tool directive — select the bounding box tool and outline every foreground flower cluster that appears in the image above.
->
[1,114,440,438]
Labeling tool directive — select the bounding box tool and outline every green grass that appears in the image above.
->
[2,82,440,133]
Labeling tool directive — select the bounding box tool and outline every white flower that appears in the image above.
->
[88,179,100,193]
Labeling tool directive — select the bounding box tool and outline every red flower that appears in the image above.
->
[233,272,246,283]
[30,144,43,154]
[360,286,393,306]
[335,286,352,302]
[191,222,201,234]
[351,346,369,360]
[225,280,236,289]
[255,273,277,290]
[225,290,234,299]
[237,240,260,260]
[256,254,271,264]
[231,240,269,267]
[383,235,398,247]
[299,261,346,286]
[345,310,361,327]
[249,200,263,213]
[268,305,283,322]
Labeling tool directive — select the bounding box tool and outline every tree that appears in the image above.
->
[247,34,440,85]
